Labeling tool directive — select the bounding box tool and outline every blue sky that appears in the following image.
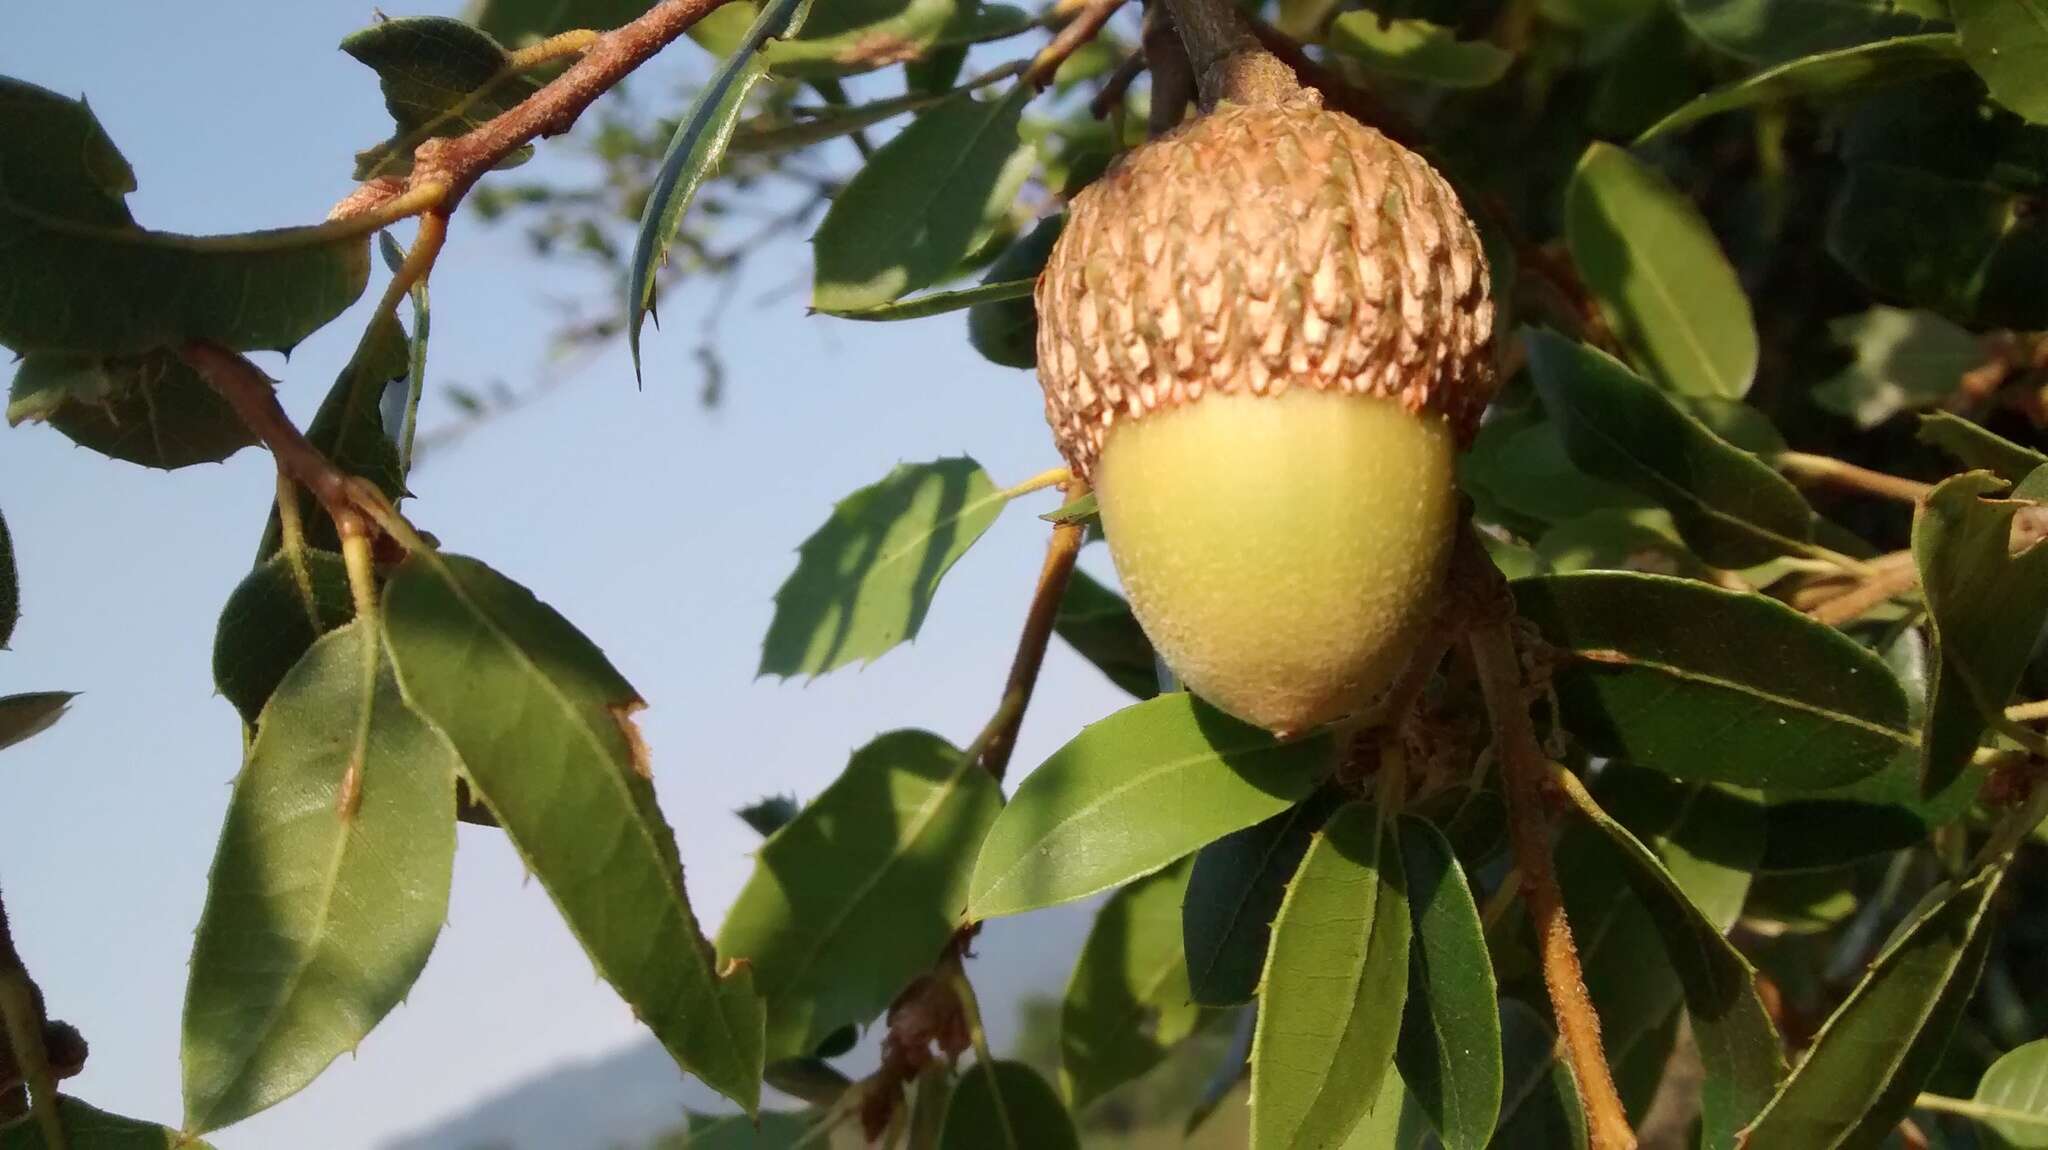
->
[0,4,1129,1145]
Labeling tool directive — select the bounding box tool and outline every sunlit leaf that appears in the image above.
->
[715,729,1001,1062]
[811,86,1035,313]
[1251,801,1410,1150]
[381,552,763,1110]
[1516,572,1912,789]
[1918,412,2048,483]
[0,1097,215,1149]
[212,549,355,726]
[1739,863,2006,1147]
[0,78,368,356]
[1638,34,1964,141]
[967,694,1330,920]
[1812,306,1983,429]
[343,17,538,180]
[1343,1071,1435,1150]
[0,692,75,754]
[1565,144,1758,400]
[759,458,1008,677]
[763,0,957,78]
[1970,1037,2048,1147]
[1059,856,1202,1110]
[940,1061,1079,1150]
[1326,15,1513,87]
[1394,815,1501,1150]
[1956,0,2048,124]
[182,621,456,1133]
[6,351,257,469]
[1052,568,1157,700]
[466,0,759,54]
[628,0,814,373]
[1913,469,2048,793]
[1525,331,1814,567]
[1461,419,1653,530]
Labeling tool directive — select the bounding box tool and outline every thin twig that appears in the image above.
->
[1143,2,1195,135]
[1089,46,1149,119]
[1777,452,1934,505]
[977,482,1091,781]
[1806,560,1921,628]
[1463,538,1636,1150]
[1025,0,1129,88]
[2009,698,2048,724]
[181,343,352,518]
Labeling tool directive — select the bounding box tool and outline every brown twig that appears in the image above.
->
[1144,3,1195,135]
[1805,559,1921,628]
[181,343,354,518]
[1161,0,1300,106]
[1089,45,1149,118]
[1026,0,1129,88]
[976,482,1091,781]
[1776,452,1934,505]
[1462,539,1636,1150]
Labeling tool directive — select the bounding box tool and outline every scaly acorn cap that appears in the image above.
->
[1035,89,1496,482]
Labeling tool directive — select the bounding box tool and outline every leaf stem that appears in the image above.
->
[1806,559,1922,628]
[182,343,351,519]
[1913,1090,2048,1131]
[976,481,1090,781]
[996,467,1072,502]
[1777,452,1934,505]
[1024,0,1127,88]
[2008,698,2048,724]
[507,29,602,70]
[1464,537,1636,1150]
[273,465,322,629]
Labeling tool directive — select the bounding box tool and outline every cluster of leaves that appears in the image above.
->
[5,0,2048,1148]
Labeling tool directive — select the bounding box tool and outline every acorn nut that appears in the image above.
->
[1035,90,1496,736]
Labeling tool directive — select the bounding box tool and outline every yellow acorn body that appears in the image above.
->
[1036,91,1494,735]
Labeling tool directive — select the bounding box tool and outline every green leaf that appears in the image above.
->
[671,1110,819,1148]
[1525,331,1814,567]
[810,86,1035,313]
[0,508,14,648]
[1251,801,1411,1150]
[967,214,1061,369]
[379,232,431,477]
[0,1097,215,1149]
[940,1061,1079,1150]
[0,78,369,356]
[0,692,75,754]
[7,351,257,469]
[1637,34,1965,141]
[1919,413,2048,483]
[1970,1037,2048,1146]
[1058,856,1202,1110]
[1040,492,1097,525]
[967,694,1330,920]
[1327,15,1513,87]
[1559,771,1784,1148]
[731,72,992,154]
[1956,0,2048,123]
[628,0,814,373]
[759,458,1008,677]
[817,277,1033,321]
[258,314,409,561]
[1394,815,1502,1150]
[467,0,760,54]
[1537,508,1707,579]
[212,550,356,726]
[1759,746,1985,870]
[1813,307,1983,429]
[1670,0,1941,63]
[1183,790,1341,1007]
[1052,568,1157,700]
[182,621,457,1132]
[763,0,957,77]
[1565,144,1758,400]
[1914,469,2048,793]
[1462,419,1653,530]
[1598,766,1765,933]
[342,17,539,180]
[1490,1000,1586,1150]
[1739,863,2007,1147]
[715,730,1002,1062]
[1515,572,1912,789]
[1343,1071,1435,1150]
[381,552,763,1110]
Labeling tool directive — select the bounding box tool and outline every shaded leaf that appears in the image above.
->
[1052,567,1157,700]
[763,0,957,78]
[258,314,409,561]
[674,1109,818,1148]
[1813,307,1983,429]
[1394,815,1502,1150]
[1670,0,1941,63]
[1059,856,1202,1110]
[1598,766,1765,933]
[1326,15,1513,87]
[343,17,538,180]
[0,78,368,356]
[7,351,256,469]
[967,214,1061,368]
[0,692,75,754]
[736,794,801,838]
[0,509,14,649]
[212,550,355,726]
[1918,412,2048,483]
[1638,34,1964,141]
[1183,790,1342,1007]
[1914,469,2048,793]
[1971,1037,2048,1147]
[1739,863,2006,1147]
[1759,746,1984,870]
[818,277,1033,321]
[1489,1000,1586,1150]
[759,458,1007,677]
[940,1061,1079,1150]
[1461,419,1653,530]
[1956,0,2048,123]
[628,0,814,372]
[381,552,762,1110]
[968,694,1330,920]
[0,1097,215,1149]
[1515,571,1913,789]
[1251,800,1411,1150]
[1525,331,1815,567]
[731,73,989,154]
[1565,144,1759,400]
[182,621,456,1132]
[715,730,1002,1062]
[467,0,759,54]
[811,86,1035,313]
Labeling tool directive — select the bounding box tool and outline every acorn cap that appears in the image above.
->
[1035,90,1496,482]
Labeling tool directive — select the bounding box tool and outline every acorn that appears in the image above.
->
[1035,87,1495,736]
